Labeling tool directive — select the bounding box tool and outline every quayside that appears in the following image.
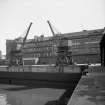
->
[0,65,82,89]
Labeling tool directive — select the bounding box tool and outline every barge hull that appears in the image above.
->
[0,72,81,89]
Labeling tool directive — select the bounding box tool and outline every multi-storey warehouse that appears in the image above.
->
[62,28,104,64]
[6,28,105,65]
[22,36,71,65]
[22,36,57,65]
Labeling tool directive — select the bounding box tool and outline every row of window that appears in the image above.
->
[23,40,59,48]
[23,52,57,58]
[23,46,58,53]
[70,35,101,46]
[23,35,101,49]
[34,52,56,57]
[71,42,99,49]
[72,47,100,55]
[71,40,100,49]
[23,37,63,49]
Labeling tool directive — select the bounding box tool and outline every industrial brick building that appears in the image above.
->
[62,28,104,64]
[22,36,57,65]
[6,37,23,65]
[6,28,105,65]
[22,36,70,65]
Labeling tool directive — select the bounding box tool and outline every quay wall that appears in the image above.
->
[0,65,81,73]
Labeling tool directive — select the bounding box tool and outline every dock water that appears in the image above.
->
[0,65,81,105]
[0,84,66,105]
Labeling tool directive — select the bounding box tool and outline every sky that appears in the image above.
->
[0,0,105,55]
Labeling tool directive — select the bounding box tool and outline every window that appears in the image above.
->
[47,53,49,56]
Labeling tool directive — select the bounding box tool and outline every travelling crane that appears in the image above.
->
[9,22,33,66]
[21,22,33,50]
[19,22,33,65]
[47,20,72,72]
[47,20,55,36]
[47,20,61,36]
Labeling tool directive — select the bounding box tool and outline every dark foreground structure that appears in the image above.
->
[0,71,82,105]
[0,71,81,89]
[100,31,105,66]
[68,66,105,105]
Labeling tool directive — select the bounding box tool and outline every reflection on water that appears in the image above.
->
[0,94,9,105]
[0,84,66,105]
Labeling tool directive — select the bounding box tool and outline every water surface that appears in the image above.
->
[0,84,65,105]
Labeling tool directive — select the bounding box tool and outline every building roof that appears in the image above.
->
[59,28,104,38]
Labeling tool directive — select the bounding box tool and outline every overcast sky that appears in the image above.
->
[0,0,105,54]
